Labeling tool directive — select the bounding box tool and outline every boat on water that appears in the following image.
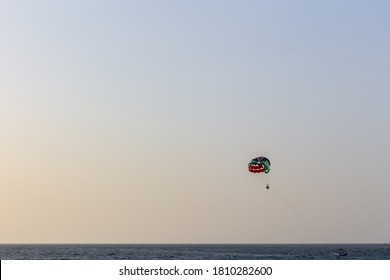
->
[335,248,348,257]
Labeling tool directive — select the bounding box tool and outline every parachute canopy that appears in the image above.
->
[248,156,271,174]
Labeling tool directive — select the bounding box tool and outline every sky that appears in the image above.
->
[1,0,389,244]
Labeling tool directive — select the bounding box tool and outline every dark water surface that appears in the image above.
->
[1,244,390,260]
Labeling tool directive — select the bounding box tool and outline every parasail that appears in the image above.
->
[248,156,271,189]
[248,156,270,173]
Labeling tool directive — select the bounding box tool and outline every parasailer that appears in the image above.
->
[248,156,271,189]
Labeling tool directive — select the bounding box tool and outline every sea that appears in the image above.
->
[1,244,390,260]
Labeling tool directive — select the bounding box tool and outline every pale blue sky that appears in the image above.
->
[1,0,389,243]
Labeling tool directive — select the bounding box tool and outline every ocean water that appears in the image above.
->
[1,244,390,260]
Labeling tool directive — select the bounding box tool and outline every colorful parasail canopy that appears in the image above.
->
[248,156,271,174]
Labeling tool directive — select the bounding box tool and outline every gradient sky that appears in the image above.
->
[1,0,389,244]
